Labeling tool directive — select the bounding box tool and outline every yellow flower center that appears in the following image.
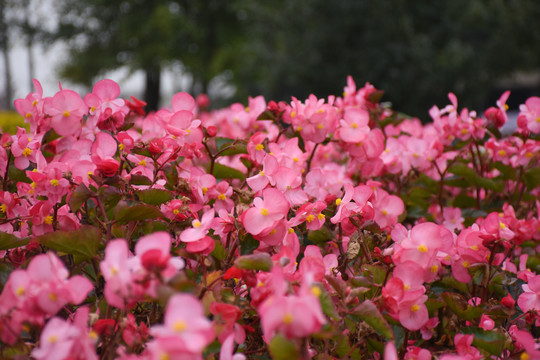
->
[351,123,358,129]
[431,265,439,273]
[25,112,32,119]
[218,194,226,200]
[256,144,264,151]
[49,293,58,301]
[462,261,470,268]
[259,170,265,176]
[498,150,506,156]
[138,159,146,166]
[16,287,24,296]
[193,220,201,228]
[260,208,269,216]
[50,179,59,187]
[63,110,71,117]
[173,320,187,332]
[22,148,33,157]
[417,244,428,253]
[283,313,293,324]
[48,335,58,344]
[521,352,530,360]
[317,213,325,220]
[411,304,420,312]
[317,124,324,130]
[290,111,296,118]
[311,286,322,297]
[0,204,6,213]
[173,209,179,215]
[202,186,208,195]
[44,216,53,225]
[335,198,342,206]
[306,214,315,223]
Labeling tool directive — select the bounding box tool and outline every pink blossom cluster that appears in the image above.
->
[0,75,538,358]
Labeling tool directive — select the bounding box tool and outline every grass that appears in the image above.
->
[0,111,29,134]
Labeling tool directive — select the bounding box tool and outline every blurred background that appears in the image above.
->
[1,0,540,122]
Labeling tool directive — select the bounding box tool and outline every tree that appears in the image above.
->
[233,0,540,119]
[0,0,13,110]
[53,0,244,111]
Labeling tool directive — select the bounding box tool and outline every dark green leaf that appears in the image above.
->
[307,226,333,245]
[210,163,245,180]
[441,292,484,320]
[256,110,275,121]
[131,147,152,157]
[0,232,29,251]
[269,334,298,360]
[461,328,505,356]
[523,167,540,190]
[115,204,164,224]
[350,300,394,340]
[130,174,152,185]
[35,225,102,263]
[68,183,93,212]
[240,234,259,255]
[234,253,272,271]
[135,189,173,205]
[211,240,227,261]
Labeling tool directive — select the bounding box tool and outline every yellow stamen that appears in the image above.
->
[44,216,53,225]
[288,228,294,234]
[63,110,71,117]
[50,179,59,187]
[306,214,315,223]
[49,293,57,301]
[317,213,325,220]
[462,261,470,268]
[245,106,250,113]
[411,304,420,312]
[500,222,506,230]
[335,198,342,206]
[193,220,201,228]
[0,204,6,213]
[404,284,411,291]
[25,112,32,119]
[202,186,208,195]
[311,286,322,297]
[290,111,296,118]
[381,210,388,216]
[520,352,530,360]
[283,313,293,324]
[317,124,323,130]
[293,157,299,162]
[48,335,58,344]
[218,194,226,200]
[173,209,179,215]
[138,159,146,166]
[470,245,479,251]
[256,144,264,151]
[417,244,428,253]
[260,208,269,216]
[431,265,439,273]
[22,148,33,157]
[259,170,265,176]
[498,150,506,156]
[16,287,24,296]
[173,320,187,332]
[351,123,358,129]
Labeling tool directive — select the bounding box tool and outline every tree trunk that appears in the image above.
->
[0,0,13,110]
[144,65,161,112]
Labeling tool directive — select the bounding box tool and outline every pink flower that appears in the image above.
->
[517,274,540,313]
[479,314,494,331]
[149,294,214,356]
[45,89,88,136]
[242,188,289,236]
[180,208,215,243]
[336,107,370,143]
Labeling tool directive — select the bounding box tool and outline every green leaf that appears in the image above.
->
[131,147,152,157]
[135,189,173,205]
[130,174,152,185]
[210,163,245,180]
[492,162,515,180]
[35,225,102,263]
[461,328,505,356]
[350,300,394,340]
[441,292,484,320]
[240,234,259,255]
[115,204,164,224]
[0,232,29,251]
[269,334,299,360]
[68,183,93,212]
[523,167,540,190]
[218,143,248,157]
[211,240,227,261]
[307,226,333,245]
[256,110,275,121]
[234,253,272,272]
[448,163,503,192]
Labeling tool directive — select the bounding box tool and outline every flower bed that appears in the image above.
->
[0,77,539,359]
